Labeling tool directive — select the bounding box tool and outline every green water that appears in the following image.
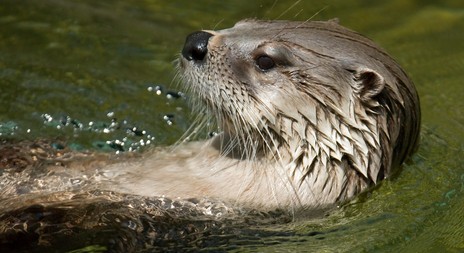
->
[1,0,463,252]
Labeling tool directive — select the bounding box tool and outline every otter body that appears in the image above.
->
[1,20,420,211]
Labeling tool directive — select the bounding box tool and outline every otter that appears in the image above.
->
[0,19,420,212]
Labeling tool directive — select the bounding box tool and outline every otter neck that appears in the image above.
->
[212,124,273,160]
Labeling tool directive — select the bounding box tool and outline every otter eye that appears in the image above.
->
[256,55,275,70]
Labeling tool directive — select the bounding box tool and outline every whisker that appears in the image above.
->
[295,5,329,29]
[275,0,301,20]
[212,19,225,30]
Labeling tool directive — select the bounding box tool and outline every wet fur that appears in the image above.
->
[178,19,420,208]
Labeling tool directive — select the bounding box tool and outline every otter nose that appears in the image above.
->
[182,31,214,61]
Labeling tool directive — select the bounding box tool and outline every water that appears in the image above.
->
[1,0,464,252]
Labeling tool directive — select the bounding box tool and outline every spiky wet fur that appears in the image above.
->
[177,19,420,209]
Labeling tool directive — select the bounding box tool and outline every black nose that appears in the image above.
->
[182,31,214,61]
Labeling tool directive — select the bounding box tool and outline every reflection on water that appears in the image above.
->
[1,0,463,252]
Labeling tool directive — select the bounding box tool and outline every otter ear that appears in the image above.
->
[353,67,386,101]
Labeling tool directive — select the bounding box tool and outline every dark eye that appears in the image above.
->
[256,55,275,70]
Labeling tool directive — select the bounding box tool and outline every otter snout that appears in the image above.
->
[182,31,214,61]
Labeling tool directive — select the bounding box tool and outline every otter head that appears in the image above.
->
[179,19,420,204]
